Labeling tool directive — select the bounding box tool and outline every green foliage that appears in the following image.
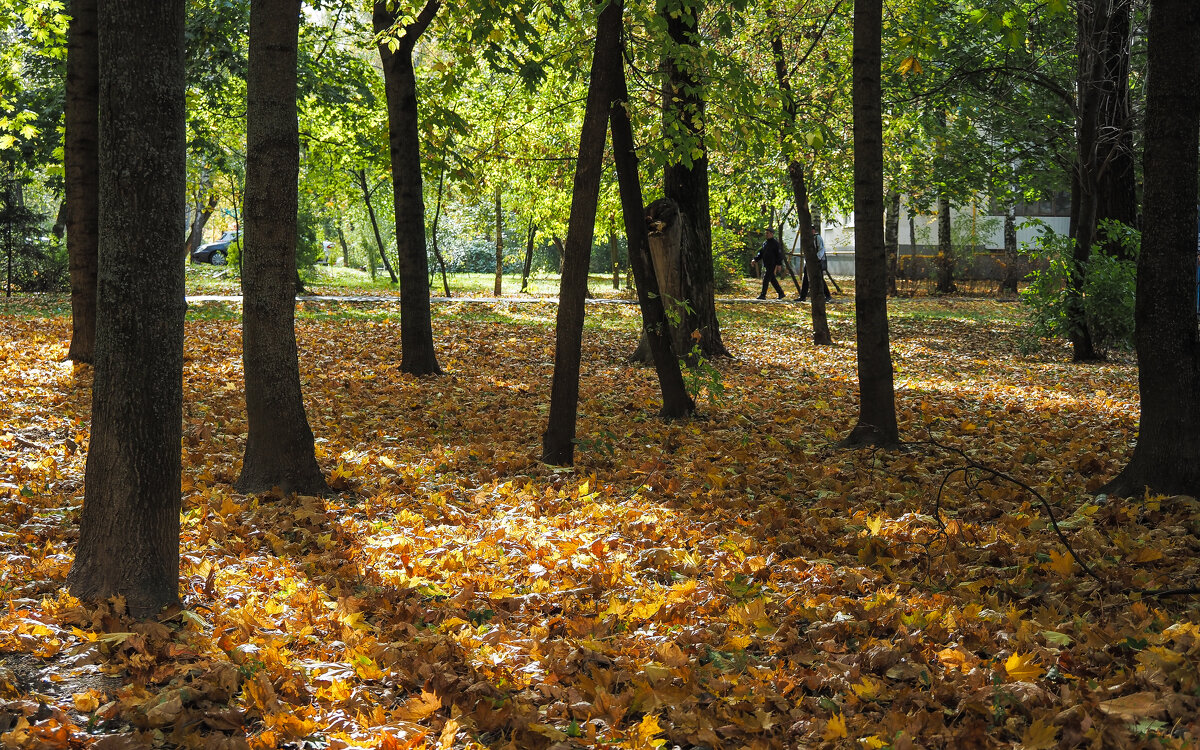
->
[1019,221,1138,354]
[712,225,750,293]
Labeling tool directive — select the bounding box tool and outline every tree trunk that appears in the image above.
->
[374,0,442,375]
[66,0,187,617]
[610,226,620,290]
[935,193,955,294]
[1001,205,1020,295]
[842,0,898,449]
[494,184,503,296]
[520,219,536,293]
[769,29,830,344]
[1101,0,1200,497]
[355,168,398,284]
[542,0,621,465]
[431,163,450,296]
[884,191,900,296]
[610,38,694,419]
[236,0,327,497]
[660,0,728,360]
[65,0,99,364]
[1094,0,1139,254]
[337,220,350,267]
[183,189,218,261]
[1069,0,1134,361]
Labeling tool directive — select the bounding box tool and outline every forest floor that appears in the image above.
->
[1,287,1198,750]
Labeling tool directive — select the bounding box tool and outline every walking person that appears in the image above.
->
[755,228,786,300]
[799,226,832,302]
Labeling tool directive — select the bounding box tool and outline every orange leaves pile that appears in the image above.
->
[1,294,1199,748]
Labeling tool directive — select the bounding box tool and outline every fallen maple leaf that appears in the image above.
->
[1005,652,1045,682]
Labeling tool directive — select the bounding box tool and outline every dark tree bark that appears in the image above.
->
[520,219,536,293]
[1068,0,1135,361]
[374,0,442,375]
[542,0,622,465]
[1001,204,1020,295]
[430,163,450,296]
[1101,0,1200,497]
[66,0,187,617]
[935,193,956,294]
[65,0,99,364]
[183,189,218,261]
[336,221,350,267]
[660,0,728,360]
[236,0,327,496]
[842,0,898,449]
[884,191,900,296]
[354,168,398,284]
[494,185,504,296]
[769,30,831,345]
[610,37,694,419]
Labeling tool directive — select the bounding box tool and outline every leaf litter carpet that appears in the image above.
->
[1,297,1198,749]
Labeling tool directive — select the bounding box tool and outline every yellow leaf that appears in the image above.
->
[865,516,884,536]
[1044,549,1074,576]
[1021,718,1058,749]
[822,713,848,740]
[1130,547,1163,563]
[1005,652,1044,682]
[635,713,667,749]
[851,676,884,701]
[395,689,442,721]
[861,737,887,749]
[72,691,101,713]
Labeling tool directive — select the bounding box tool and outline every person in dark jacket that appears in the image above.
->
[754,229,786,300]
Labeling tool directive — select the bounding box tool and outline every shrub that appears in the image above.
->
[712,225,750,293]
[1019,220,1138,354]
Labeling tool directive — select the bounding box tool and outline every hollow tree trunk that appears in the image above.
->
[542,0,621,465]
[609,32,694,419]
[66,0,187,617]
[374,0,441,375]
[65,0,99,364]
[236,0,327,497]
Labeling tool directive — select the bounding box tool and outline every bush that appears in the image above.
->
[712,225,751,293]
[1019,220,1138,354]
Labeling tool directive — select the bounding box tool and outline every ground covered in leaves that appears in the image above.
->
[2,292,1199,750]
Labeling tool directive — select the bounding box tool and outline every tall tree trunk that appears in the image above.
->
[374,0,442,375]
[1001,204,1020,294]
[661,0,727,359]
[494,184,503,296]
[236,0,327,496]
[354,168,397,284]
[843,0,898,449]
[1069,0,1134,361]
[542,0,621,465]
[66,0,186,617]
[769,29,831,344]
[520,219,536,293]
[610,36,694,419]
[65,0,99,364]
[1094,0,1138,253]
[884,191,900,296]
[1102,0,1200,496]
[935,193,955,293]
[430,162,450,296]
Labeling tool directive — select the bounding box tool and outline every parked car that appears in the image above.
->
[191,230,240,266]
